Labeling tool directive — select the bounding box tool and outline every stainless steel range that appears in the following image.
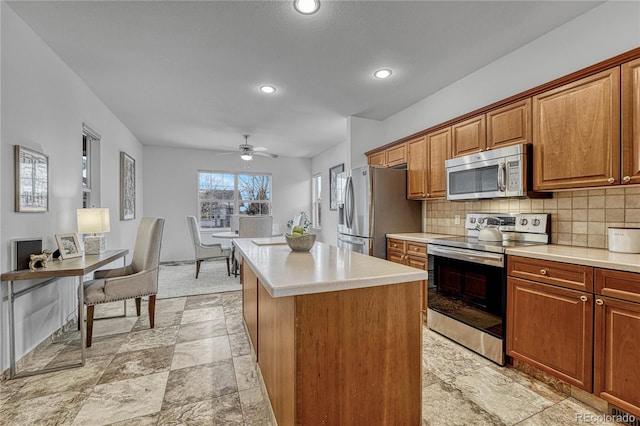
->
[426,213,550,365]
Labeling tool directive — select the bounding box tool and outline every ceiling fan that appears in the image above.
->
[216,135,278,161]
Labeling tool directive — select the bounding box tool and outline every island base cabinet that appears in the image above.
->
[242,261,259,357]
[594,296,640,417]
[257,281,423,426]
[507,277,593,391]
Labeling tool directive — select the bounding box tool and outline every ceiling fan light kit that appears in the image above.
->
[216,135,279,161]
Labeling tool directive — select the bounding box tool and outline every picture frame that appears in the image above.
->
[12,238,44,270]
[55,233,82,259]
[120,151,136,220]
[15,145,48,213]
[329,163,344,211]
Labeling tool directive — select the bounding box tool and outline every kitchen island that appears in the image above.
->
[234,239,426,426]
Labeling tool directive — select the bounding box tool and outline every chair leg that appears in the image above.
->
[226,257,230,276]
[135,297,141,316]
[86,305,95,348]
[148,295,156,328]
[196,260,201,279]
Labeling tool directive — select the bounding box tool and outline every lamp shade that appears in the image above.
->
[77,208,111,234]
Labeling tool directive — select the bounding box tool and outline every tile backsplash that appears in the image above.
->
[424,187,640,249]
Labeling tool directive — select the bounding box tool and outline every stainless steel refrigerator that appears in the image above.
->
[336,165,422,258]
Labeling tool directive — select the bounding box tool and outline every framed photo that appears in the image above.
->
[55,233,82,259]
[15,145,48,213]
[120,151,136,220]
[12,238,44,270]
[329,163,344,211]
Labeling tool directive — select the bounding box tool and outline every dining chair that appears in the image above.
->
[187,216,231,278]
[239,216,273,238]
[83,217,165,347]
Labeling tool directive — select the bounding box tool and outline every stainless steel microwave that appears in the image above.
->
[445,144,529,200]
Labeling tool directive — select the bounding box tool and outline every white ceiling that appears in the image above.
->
[7,1,603,159]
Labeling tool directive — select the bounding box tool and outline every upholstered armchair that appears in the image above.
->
[187,216,231,278]
[238,216,273,238]
[83,217,165,347]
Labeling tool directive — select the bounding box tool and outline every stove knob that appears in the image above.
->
[470,218,476,223]
[478,218,484,224]
[533,218,541,226]
[520,218,528,226]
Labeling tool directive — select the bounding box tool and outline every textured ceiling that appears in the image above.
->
[7,1,603,158]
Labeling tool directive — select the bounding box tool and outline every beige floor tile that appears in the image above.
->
[170,336,232,370]
[177,317,228,343]
[233,354,258,391]
[72,371,169,426]
[422,381,502,426]
[517,397,620,426]
[157,393,244,425]
[98,345,174,385]
[180,306,225,325]
[117,325,179,353]
[162,360,237,409]
[239,386,275,426]
[1,390,89,425]
[90,316,138,338]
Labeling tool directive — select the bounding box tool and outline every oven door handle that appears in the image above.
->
[428,245,504,267]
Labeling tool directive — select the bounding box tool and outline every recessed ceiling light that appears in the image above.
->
[260,85,276,94]
[374,69,393,79]
[294,0,320,15]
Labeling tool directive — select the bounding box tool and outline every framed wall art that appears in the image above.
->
[120,151,136,220]
[15,145,48,213]
[55,233,82,259]
[329,163,344,211]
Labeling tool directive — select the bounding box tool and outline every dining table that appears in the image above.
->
[210,231,282,276]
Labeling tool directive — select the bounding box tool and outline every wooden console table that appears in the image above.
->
[1,249,128,379]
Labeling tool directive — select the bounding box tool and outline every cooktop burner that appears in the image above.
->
[428,213,550,254]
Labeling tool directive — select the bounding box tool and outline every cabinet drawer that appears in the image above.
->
[508,256,594,292]
[387,252,405,265]
[387,238,406,254]
[595,268,640,303]
[406,242,427,258]
[406,255,427,270]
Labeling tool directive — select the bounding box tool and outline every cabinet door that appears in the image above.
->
[507,277,593,391]
[368,151,386,167]
[407,136,427,199]
[452,115,486,157]
[242,261,259,356]
[594,296,640,417]
[386,143,407,167]
[406,255,428,315]
[533,68,621,190]
[427,128,451,198]
[622,58,640,185]
[487,98,532,149]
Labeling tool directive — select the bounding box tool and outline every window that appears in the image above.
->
[82,124,101,208]
[312,173,321,228]
[198,171,272,229]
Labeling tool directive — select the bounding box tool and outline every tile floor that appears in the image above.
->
[0,291,622,425]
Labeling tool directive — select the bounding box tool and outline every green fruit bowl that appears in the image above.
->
[285,233,317,252]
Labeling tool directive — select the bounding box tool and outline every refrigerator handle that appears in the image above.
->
[346,176,355,229]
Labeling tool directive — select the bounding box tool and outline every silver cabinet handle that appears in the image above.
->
[607,177,615,184]
[580,296,588,302]
[623,176,631,183]
[540,269,547,275]
[596,299,604,306]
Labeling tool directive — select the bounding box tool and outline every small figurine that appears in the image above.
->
[29,249,53,270]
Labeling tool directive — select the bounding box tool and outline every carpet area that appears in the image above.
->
[157,259,241,299]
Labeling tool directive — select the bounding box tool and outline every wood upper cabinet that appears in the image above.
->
[367,151,386,166]
[426,127,451,198]
[406,136,427,199]
[452,115,486,157]
[533,68,621,190]
[507,276,593,391]
[487,98,532,149]
[622,58,640,185]
[386,143,407,167]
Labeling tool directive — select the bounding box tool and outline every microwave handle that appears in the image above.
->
[498,162,506,192]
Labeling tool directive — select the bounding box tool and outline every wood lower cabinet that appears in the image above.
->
[533,68,621,190]
[507,276,593,391]
[622,58,640,185]
[256,276,422,425]
[242,261,259,355]
[487,98,532,149]
[387,238,428,315]
[594,269,640,417]
[452,115,486,157]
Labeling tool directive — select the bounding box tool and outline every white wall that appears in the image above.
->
[348,116,382,169]
[310,140,350,246]
[1,3,144,371]
[354,1,640,156]
[143,146,311,262]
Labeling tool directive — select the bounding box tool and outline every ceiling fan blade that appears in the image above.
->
[214,151,237,156]
[253,146,268,152]
[253,151,279,159]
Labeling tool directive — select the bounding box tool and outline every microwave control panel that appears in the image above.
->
[507,160,521,191]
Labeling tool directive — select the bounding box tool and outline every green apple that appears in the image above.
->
[292,225,304,234]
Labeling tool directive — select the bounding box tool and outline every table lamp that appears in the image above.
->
[77,208,111,255]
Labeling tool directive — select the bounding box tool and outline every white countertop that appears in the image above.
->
[386,232,456,243]
[234,239,427,298]
[506,245,640,274]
